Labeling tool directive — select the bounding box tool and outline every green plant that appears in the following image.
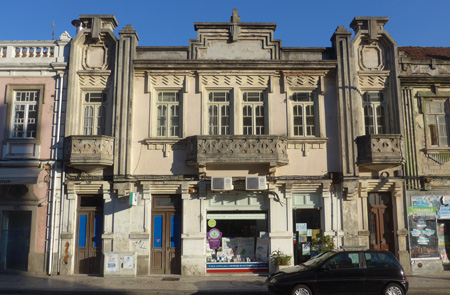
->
[270,250,291,265]
[311,234,335,253]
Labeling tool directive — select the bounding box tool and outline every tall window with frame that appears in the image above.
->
[426,100,449,147]
[242,91,264,135]
[11,90,39,139]
[291,92,315,137]
[83,92,107,135]
[208,91,230,135]
[157,91,180,137]
[363,92,387,135]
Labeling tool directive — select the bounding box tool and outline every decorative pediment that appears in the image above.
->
[189,9,280,60]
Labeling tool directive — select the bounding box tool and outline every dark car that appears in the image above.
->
[266,250,408,295]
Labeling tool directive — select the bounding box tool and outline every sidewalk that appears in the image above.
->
[0,273,268,295]
[0,271,449,294]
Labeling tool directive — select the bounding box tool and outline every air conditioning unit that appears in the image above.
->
[246,176,267,191]
[211,177,234,191]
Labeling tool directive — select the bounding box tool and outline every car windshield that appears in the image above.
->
[302,251,336,267]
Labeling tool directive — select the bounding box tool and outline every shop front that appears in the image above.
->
[205,192,269,273]
[408,195,450,273]
[292,193,322,264]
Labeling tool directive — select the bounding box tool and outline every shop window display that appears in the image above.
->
[206,213,269,273]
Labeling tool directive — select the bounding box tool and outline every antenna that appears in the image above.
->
[52,21,55,40]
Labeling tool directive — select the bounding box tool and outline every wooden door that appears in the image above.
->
[75,195,103,274]
[368,193,395,253]
[151,195,181,274]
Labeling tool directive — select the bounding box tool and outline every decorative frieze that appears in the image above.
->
[285,75,320,88]
[358,73,389,88]
[200,75,269,87]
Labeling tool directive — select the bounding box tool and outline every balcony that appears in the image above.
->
[355,134,404,171]
[185,135,289,168]
[64,135,114,172]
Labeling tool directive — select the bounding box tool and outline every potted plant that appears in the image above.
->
[270,249,292,266]
[311,233,335,254]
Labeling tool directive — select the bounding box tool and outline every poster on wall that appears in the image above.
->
[104,253,120,274]
[408,213,440,259]
[411,196,450,220]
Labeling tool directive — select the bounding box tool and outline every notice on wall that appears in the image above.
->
[296,223,307,235]
[104,253,120,274]
[255,237,269,262]
[408,214,440,259]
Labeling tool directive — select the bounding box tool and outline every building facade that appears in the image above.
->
[400,47,450,274]
[57,11,418,277]
[0,34,70,274]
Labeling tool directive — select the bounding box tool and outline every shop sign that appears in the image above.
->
[207,213,266,220]
[207,228,222,250]
[408,207,437,216]
[208,219,217,227]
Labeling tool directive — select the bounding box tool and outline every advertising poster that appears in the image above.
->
[222,237,238,257]
[411,196,450,220]
[238,237,255,259]
[255,237,269,262]
[408,214,440,259]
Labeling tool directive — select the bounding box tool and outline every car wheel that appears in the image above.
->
[291,284,312,295]
[383,283,404,295]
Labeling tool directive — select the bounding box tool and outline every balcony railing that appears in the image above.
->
[64,135,114,172]
[356,134,404,170]
[185,135,289,167]
[0,35,70,64]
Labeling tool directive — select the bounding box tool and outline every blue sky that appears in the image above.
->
[2,0,449,47]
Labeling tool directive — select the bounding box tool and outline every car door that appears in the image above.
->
[363,251,404,294]
[316,252,365,295]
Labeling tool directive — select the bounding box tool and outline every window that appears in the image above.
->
[208,92,230,135]
[324,252,360,270]
[11,90,39,139]
[426,100,449,146]
[83,92,107,135]
[363,92,387,135]
[291,92,315,136]
[157,91,179,137]
[242,92,264,135]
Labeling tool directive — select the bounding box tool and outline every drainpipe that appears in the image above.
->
[48,72,64,275]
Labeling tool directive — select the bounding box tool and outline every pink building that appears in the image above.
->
[0,34,70,274]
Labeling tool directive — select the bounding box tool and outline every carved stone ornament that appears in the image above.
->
[359,44,384,71]
[200,75,269,87]
[84,44,107,70]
